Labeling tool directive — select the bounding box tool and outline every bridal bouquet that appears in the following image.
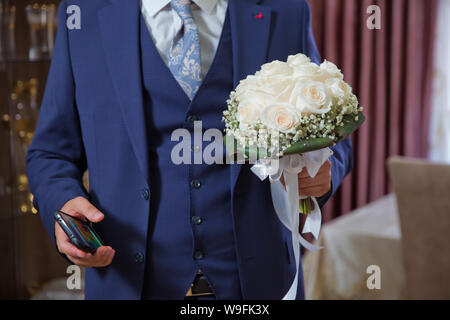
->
[223,53,364,159]
[223,53,365,300]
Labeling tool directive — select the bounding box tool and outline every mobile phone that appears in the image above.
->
[54,210,104,253]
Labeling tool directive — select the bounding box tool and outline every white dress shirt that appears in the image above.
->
[141,0,228,78]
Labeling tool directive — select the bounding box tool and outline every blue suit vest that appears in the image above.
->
[139,12,242,299]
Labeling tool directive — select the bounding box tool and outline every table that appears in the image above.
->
[302,194,407,299]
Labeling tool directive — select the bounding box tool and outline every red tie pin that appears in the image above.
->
[254,12,263,19]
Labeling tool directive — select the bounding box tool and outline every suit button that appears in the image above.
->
[134,252,144,264]
[140,188,149,200]
[186,115,199,123]
[190,180,202,189]
[193,250,204,260]
[191,145,201,153]
[191,216,203,225]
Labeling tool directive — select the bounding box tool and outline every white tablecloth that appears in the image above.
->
[302,194,407,299]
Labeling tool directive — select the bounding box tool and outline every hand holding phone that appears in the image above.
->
[54,196,115,267]
[54,210,104,253]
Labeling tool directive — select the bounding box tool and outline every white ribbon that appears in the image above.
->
[250,148,333,300]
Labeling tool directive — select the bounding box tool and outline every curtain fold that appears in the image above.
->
[429,0,450,163]
[309,0,439,221]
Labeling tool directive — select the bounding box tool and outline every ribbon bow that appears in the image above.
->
[250,148,333,300]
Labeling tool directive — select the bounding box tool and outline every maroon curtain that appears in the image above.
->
[308,0,439,221]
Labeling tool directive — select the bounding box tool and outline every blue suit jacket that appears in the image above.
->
[26,0,353,299]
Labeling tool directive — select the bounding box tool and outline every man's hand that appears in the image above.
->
[56,196,115,267]
[298,160,332,197]
[281,160,332,197]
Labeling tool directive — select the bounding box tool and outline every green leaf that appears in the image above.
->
[224,111,366,159]
[335,112,366,141]
[284,111,365,155]
[284,137,334,155]
[224,135,271,160]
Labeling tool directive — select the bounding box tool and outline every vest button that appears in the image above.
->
[134,252,144,264]
[191,145,201,153]
[190,180,202,189]
[193,250,204,260]
[140,188,149,200]
[186,115,199,123]
[191,216,203,225]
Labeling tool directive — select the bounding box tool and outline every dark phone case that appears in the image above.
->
[54,211,103,254]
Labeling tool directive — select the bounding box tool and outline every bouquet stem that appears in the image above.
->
[299,197,314,215]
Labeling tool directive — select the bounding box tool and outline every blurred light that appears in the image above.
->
[20,204,28,213]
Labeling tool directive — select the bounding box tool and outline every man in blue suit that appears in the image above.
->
[26,0,353,300]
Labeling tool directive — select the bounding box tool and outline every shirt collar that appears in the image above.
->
[142,0,219,17]
[141,0,170,17]
[194,0,219,14]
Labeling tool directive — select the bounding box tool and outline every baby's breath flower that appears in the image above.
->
[222,58,361,157]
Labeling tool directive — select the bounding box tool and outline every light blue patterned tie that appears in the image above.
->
[168,0,203,100]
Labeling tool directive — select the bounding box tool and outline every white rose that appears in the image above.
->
[325,78,352,100]
[290,80,333,114]
[257,76,294,101]
[260,103,300,133]
[237,76,294,107]
[259,60,293,78]
[287,53,311,68]
[320,60,344,80]
[235,75,261,98]
[236,62,296,107]
[237,87,276,108]
[236,100,262,125]
[274,81,295,104]
[235,76,271,107]
[291,62,324,81]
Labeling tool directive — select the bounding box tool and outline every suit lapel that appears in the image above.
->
[229,0,272,190]
[98,0,149,184]
[96,0,272,189]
